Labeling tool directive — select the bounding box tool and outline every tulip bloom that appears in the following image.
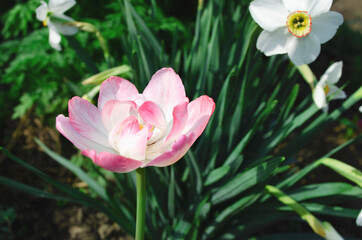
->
[249,0,343,66]
[36,0,78,50]
[56,68,215,172]
[312,61,346,112]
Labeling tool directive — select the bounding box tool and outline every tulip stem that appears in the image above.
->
[135,168,146,240]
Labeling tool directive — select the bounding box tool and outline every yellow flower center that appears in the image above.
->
[286,11,312,38]
[324,85,330,95]
[42,20,48,27]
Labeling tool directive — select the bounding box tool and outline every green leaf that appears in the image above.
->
[277,203,360,219]
[204,166,230,186]
[173,220,192,240]
[287,182,354,201]
[185,150,202,194]
[0,147,119,224]
[203,194,260,239]
[0,175,79,203]
[251,233,324,240]
[223,100,279,167]
[35,138,109,201]
[320,158,362,187]
[82,65,132,85]
[265,185,326,238]
[212,157,284,204]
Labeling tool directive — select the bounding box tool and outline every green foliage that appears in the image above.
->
[0,205,17,240]
[0,0,189,125]
[1,0,40,40]
[0,0,361,239]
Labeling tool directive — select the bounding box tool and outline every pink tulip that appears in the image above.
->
[56,68,215,173]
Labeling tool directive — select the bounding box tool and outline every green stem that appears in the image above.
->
[135,168,146,240]
[296,64,316,90]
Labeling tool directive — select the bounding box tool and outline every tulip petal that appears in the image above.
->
[98,76,139,110]
[143,68,187,122]
[312,12,343,44]
[165,101,189,142]
[249,0,288,31]
[256,28,291,56]
[108,116,148,161]
[288,33,321,66]
[282,0,332,16]
[56,115,116,154]
[102,100,137,133]
[48,21,62,51]
[138,101,167,130]
[68,97,109,146]
[183,95,215,139]
[320,61,343,85]
[36,1,48,21]
[49,0,76,14]
[82,150,142,173]
[143,134,194,167]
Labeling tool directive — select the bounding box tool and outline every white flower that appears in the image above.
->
[323,222,344,240]
[249,0,343,66]
[312,61,346,112]
[357,209,362,226]
[36,0,78,50]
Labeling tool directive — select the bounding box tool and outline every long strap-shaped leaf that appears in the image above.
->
[35,138,109,201]
[0,175,80,203]
[0,147,120,226]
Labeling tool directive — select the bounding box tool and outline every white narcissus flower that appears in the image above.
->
[312,61,346,112]
[323,222,344,240]
[36,0,78,50]
[357,209,362,227]
[249,0,343,66]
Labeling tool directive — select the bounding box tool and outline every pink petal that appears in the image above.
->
[98,76,139,110]
[68,97,109,146]
[143,134,194,167]
[82,150,142,173]
[101,100,137,133]
[144,95,215,168]
[183,95,215,138]
[109,116,149,161]
[165,101,189,142]
[138,101,167,129]
[142,68,187,122]
[56,115,116,154]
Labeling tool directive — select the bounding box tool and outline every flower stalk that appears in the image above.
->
[198,0,204,9]
[296,64,316,90]
[135,168,146,240]
[67,21,111,66]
